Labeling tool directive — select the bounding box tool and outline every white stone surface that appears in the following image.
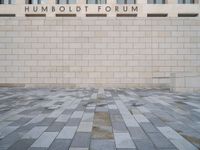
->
[0,18,200,93]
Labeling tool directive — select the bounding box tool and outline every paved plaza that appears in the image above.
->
[0,88,200,150]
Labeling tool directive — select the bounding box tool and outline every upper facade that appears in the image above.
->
[0,0,200,17]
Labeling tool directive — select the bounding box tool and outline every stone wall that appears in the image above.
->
[0,17,200,91]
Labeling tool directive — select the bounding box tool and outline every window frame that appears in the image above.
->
[117,0,136,4]
[147,0,165,4]
[178,0,194,4]
[86,0,107,4]
[0,0,14,4]
[153,0,165,4]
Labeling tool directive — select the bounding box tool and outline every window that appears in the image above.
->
[0,0,15,4]
[57,0,76,4]
[147,0,165,4]
[178,0,194,3]
[26,0,47,4]
[86,0,107,4]
[117,0,136,4]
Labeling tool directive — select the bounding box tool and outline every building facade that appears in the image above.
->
[0,0,200,92]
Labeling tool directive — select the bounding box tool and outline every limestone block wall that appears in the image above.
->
[0,17,200,91]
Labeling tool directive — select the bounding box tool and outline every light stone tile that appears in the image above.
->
[137,106,151,113]
[114,132,136,148]
[77,122,93,132]
[31,132,58,148]
[108,104,118,110]
[86,106,95,110]
[134,114,150,123]
[158,127,198,150]
[57,126,77,139]
[71,111,84,118]
[24,114,47,125]
[22,126,48,139]
[115,100,139,127]
[123,117,140,127]
[90,139,115,150]
[171,139,198,150]
[81,113,94,122]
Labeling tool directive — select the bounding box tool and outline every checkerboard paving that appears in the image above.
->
[0,87,200,150]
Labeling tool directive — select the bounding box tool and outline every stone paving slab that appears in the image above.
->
[22,126,48,139]
[57,126,77,139]
[31,132,58,148]
[0,88,200,150]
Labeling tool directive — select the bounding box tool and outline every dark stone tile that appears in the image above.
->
[140,122,158,133]
[0,132,22,150]
[112,122,128,133]
[76,106,85,111]
[28,147,47,150]
[9,118,32,126]
[109,109,120,115]
[37,118,55,126]
[8,139,35,150]
[85,109,95,113]
[48,139,71,150]
[148,116,166,127]
[45,122,65,132]
[54,102,64,105]
[62,109,74,114]
[147,132,176,149]
[110,114,123,122]
[41,109,53,114]
[128,127,148,140]
[90,139,115,150]
[16,123,37,132]
[71,132,91,148]
[116,148,136,150]
[66,118,81,126]
[134,139,156,150]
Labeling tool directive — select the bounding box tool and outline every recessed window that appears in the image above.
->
[147,0,165,4]
[56,0,76,4]
[86,0,107,4]
[178,0,194,3]
[26,0,48,4]
[0,0,16,4]
[117,0,136,4]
